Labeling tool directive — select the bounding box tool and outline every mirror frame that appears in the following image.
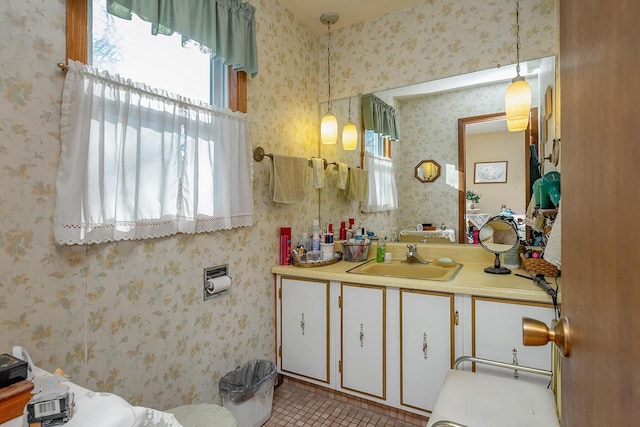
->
[414,159,441,183]
[457,109,538,243]
[478,215,520,274]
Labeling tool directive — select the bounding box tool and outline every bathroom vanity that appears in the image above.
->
[271,243,559,417]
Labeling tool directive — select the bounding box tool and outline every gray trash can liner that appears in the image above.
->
[219,359,276,403]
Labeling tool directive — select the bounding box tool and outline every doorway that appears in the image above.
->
[457,108,539,243]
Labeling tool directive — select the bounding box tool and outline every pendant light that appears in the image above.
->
[505,0,531,132]
[320,12,339,145]
[342,97,358,150]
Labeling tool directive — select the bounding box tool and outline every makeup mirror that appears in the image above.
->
[478,215,519,274]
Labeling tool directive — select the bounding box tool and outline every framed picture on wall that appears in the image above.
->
[474,161,508,184]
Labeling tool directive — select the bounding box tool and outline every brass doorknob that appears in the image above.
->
[522,316,571,357]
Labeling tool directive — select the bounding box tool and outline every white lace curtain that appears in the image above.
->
[54,60,253,245]
[361,153,398,213]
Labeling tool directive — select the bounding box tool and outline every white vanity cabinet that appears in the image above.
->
[472,296,556,387]
[340,283,386,399]
[278,277,330,383]
[275,273,555,418]
[400,289,455,412]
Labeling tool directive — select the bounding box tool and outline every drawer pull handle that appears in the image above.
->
[300,313,305,335]
[359,323,364,347]
[423,333,429,360]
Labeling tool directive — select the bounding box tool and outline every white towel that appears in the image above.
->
[337,162,349,190]
[346,167,369,202]
[312,158,325,189]
[543,205,561,269]
[270,155,308,203]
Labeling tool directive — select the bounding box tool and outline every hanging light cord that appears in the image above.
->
[348,97,352,120]
[327,21,332,113]
[515,0,521,77]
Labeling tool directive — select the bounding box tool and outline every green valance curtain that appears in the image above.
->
[107,0,258,76]
[362,94,399,141]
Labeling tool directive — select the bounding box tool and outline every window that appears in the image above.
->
[66,0,247,112]
[364,130,392,160]
[90,0,227,106]
[56,1,254,245]
[360,93,397,164]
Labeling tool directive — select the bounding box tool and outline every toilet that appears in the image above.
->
[168,404,237,427]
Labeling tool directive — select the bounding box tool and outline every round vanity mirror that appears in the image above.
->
[478,215,520,274]
[414,160,441,183]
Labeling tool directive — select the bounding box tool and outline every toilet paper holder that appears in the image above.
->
[203,264,231,300]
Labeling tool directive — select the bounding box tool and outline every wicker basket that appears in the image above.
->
[520,251,559,277]
[291,251,342,268]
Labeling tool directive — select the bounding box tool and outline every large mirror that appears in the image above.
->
[319,56,558,243]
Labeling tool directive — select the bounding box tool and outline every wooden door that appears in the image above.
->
[560,0,640,424]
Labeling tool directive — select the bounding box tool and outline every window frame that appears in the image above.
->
[360,128,391,168]
[65,0,247,113]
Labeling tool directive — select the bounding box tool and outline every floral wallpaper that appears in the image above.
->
[0,0,557,414]
[0,0,319,410]
[319,0,557,240]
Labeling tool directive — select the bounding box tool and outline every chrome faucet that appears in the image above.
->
[404,244,428,264]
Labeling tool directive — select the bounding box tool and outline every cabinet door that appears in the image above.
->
[400,289,454,412]
[340,283,386,399]
[473,296,555,387]
[280,277,330,383]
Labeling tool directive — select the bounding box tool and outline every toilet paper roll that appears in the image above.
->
[206,275,231,295]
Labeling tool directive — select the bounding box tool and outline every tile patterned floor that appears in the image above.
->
[263,382,424,427]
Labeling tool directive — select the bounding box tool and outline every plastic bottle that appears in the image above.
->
[376,238,386,263]
[299,232,311,252]
[339,221,347,240]
[312,230,321,251]
[280,227,292,265]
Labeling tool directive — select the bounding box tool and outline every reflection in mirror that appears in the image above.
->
[478,216,519,274]
[458,110,538,243]
[319,57,557,241]
[414,160,440,183]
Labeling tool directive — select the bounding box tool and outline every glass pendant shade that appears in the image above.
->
[342,121,358,150]
[321,114,338,144]
[505,77,531,132]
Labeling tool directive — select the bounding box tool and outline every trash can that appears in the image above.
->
[219,360,276,427]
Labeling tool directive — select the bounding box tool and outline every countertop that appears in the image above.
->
[272,243,560,304]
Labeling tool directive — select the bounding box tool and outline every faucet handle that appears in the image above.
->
[406,243,417,252]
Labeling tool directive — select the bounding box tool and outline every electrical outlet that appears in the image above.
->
[203,264,229,300]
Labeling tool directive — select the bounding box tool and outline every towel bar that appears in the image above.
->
[253,146,351,171]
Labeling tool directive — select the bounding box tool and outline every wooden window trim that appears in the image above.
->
[359,132,392,168]
[65,0,247,113]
